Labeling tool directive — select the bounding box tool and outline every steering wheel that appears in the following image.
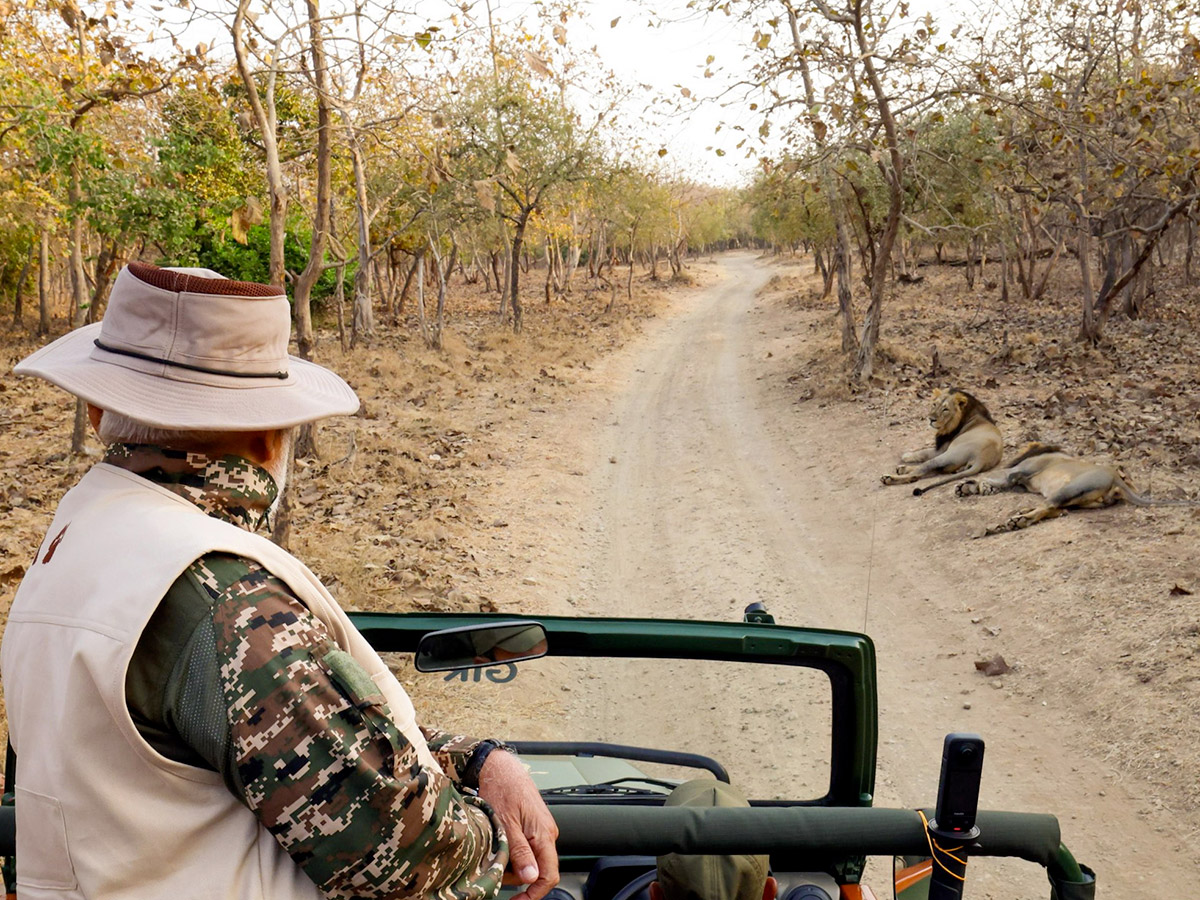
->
[610,869,656,900]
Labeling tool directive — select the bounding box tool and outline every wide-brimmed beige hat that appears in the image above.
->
[14,262,359,430]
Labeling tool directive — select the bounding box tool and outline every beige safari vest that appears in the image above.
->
[1,464,441,899]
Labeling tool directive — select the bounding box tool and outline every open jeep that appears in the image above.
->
[1,605,1096,899]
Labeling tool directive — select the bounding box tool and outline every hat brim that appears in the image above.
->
[14,323,359,431]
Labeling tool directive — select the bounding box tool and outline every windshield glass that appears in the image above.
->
[391,652,834,802]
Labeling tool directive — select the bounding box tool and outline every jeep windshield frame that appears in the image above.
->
[349,612,878,808]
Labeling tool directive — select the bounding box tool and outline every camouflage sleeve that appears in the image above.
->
[206,561,508,900]
[422,729,487,784]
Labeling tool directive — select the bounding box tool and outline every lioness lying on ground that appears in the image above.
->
[881,388,1003,495]
[956,442,1187,535]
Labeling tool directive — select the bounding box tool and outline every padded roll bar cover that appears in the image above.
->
[553,806,1063,867]
[1051,865,1096,900]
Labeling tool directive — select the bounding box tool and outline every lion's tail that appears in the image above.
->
[1115,476,1198,507]
[1115,479,1154,506]
[1002,442,1063,468]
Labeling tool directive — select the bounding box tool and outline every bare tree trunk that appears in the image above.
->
[786,9,858,359]
[416,254,431,346]
[12,240,33,327]
[1124,264,1149,319]
[434,244,447,348]
[626,232,635,300]
[348,139,375,349]
[335,261,348,352]
[397,252,420,320]
[815,247,831,296]
[510,215,529,333]
[69,164,88,328]
[490,250,504,295]
[565,214,582,291]
[443,238,458,284]
[289,0,334,468]
[835,228,857,352]
[498,248,511,319]
[1185,219,1196,285]
[1031,232,1065,301]
[1000,239,1010,304]
[70,400,89,455]
[234,0,288,287]
[592,227,605,281]
[89,238,121,321]
[38,228,51,336]
[1115,235,1134,319]
[606,241,619,312]
[291,0,333,363]
[1077,219,1099,344]
[384,258,400,320]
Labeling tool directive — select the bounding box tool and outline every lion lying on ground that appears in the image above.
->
[881,389,1003,495]
[956,443,1191,535]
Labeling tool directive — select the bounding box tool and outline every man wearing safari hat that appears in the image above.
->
[652,780,778,900]
[1,263,558,900]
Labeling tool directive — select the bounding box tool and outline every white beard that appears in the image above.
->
[263,429,293,524]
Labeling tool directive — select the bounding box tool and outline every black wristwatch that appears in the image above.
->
[461,740,516,790]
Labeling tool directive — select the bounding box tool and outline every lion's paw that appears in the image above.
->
[996,512,1035,532]
[956,480,980,497]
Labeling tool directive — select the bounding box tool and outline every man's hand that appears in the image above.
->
[477,748,560,900]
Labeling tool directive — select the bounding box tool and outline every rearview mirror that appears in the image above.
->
[415,621,548,672]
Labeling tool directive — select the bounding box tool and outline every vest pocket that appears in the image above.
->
[15,787,79,891]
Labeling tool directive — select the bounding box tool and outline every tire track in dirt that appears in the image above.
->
[587,253,851,625]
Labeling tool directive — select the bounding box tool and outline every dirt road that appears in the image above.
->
[486,253,1199,897]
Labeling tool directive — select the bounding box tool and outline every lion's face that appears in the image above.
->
[929,391,967,436]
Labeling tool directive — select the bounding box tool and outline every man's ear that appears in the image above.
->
[649,880,665,900]
[87,404,103,434]
[763,876,779,900]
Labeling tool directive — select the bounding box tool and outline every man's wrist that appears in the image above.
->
[461,739,515,790]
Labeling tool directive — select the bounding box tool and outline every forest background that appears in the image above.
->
[2,0,1199,388]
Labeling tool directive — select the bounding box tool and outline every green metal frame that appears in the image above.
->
[349,612,879,809]
[0,613,1092,898]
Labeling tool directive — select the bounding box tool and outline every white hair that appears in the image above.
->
[97,409,294,508]
[96,410,226,447]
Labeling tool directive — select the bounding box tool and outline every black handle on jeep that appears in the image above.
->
[550,805,1095,899]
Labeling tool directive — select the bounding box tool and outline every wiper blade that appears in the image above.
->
[541,777,678,797]
[541,783,664,797]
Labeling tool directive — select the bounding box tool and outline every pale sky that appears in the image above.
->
[574,0,767,186]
